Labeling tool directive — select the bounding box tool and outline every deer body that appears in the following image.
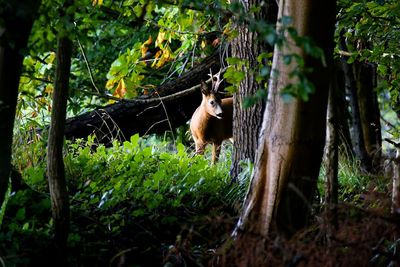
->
[190,80,233,163]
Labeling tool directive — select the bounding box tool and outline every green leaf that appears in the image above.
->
[22,222,30,231]
[176,143,186,157]
[15,208,26,221]
[130,134,140,148]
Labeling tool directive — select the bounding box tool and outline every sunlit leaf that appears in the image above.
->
[113,79,127,98]
[156,31,166,47]
[44,85,53,94]
[92,0,103,6]
[141,35,153,58]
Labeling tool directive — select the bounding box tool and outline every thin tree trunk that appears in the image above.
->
[335,63,355,161]
[354,62,382,169]
[324,71,339,242]
[325,75,339,208]
[233,0,336,261]
[0,0,40,206]
[392,145,400,215]
[230,0,278,179]
[47,34,72,264]
[339,35,371,172]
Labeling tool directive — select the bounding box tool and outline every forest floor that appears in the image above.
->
[216,182,400,267]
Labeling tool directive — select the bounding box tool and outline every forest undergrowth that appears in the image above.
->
[0,134,398,266]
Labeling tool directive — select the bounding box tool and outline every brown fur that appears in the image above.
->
[190,81,233,163]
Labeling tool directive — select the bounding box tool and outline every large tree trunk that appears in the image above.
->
[63,52,221,143]
[0,0,40,206]
[47,33,73,265]
[230,0,278,179]
[232,0,336,263]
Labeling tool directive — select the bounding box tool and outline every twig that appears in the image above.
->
[77,37,100,93]
[109,247,137,267]
[381,115,396,130]
[337,50,355,57]
[154,91,175,142]
[136,102,162,117]
[384,138,400,148]
[143,119,169,136]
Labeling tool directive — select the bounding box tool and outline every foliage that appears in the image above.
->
[224,7,327,106]
[318,156,389,205]
[2,134,244,266]
[337,0,400,136]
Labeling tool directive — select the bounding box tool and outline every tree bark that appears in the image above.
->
[63,52,221,143]
[230,0,278,179]
[392,146,400,215]
[324,70,339,242]
[339,35,371,172]
[334,63,355,161]
[325,73,339,209]
[354,62,382,169]
[0,0,40,206]
[47,34,72,264]
[233,0,336,259]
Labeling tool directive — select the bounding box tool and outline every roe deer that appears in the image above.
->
[190,72,233,163]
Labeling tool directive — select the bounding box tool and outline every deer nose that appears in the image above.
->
[216,112,223,119]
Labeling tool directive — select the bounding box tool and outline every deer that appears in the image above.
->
[190,71,233,163]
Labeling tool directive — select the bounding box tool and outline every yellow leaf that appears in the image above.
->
[143,35,152,46]
[201,40,207,49]
[151,50,163,68]
[47,52,56,64]
[156,31,166,47]
[141,35,153,58]
[92,0,103,6]
[106,79,116,90]
[155,46,174,69]
[44,84,53,94]
[113,79,127,98]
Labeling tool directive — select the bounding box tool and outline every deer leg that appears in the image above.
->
[212,142,222,163]
[195,141,206,155]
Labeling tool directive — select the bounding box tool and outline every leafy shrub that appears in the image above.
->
[2,134,244,266]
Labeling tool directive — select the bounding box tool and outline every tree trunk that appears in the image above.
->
[335,62,355,161]
[47,34,72,264]
[233,0,336,262]
[325,74,339,209]
[0,0,40,206]
[354,62,382,169]
[230,0,278,179]
[339,35,371,172]
[392,146,400,215]
[61,52,221,143]
[324,70,339,242]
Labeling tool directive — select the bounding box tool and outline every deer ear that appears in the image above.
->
[200,80,210,95]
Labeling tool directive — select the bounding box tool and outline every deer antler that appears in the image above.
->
[208,69,224,92]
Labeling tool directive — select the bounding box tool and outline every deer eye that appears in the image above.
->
[209,100,215,106]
